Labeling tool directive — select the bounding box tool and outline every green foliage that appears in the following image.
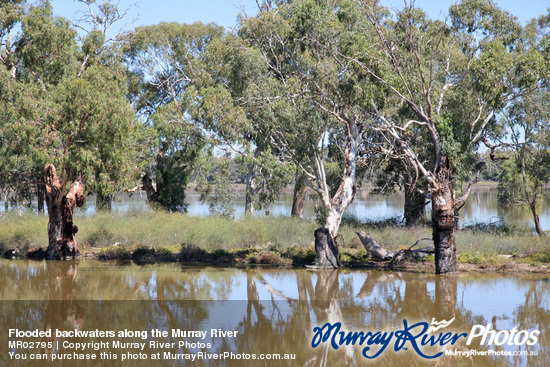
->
[196,157,235,218]
[497,159,525,204]
[150,107,207,212]
[192,31,296,213]
[124,22,225,212]
[0,0,141,209]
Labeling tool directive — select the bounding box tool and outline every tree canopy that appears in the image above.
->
[1,0,549,266]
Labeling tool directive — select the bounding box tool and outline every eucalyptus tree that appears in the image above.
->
[494,13,550,236]
[239,0,383,266]
[0,0,69,212]
[124,22,224,212]
[0,0,139,257]
[497,90,550,236]
[191,32,295,215]
[338,0,541,273]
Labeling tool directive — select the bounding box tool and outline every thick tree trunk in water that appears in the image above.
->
[313,207,346,268]
[291,174,308,219]
[314,228,340,268]
[530,203,545,236]
[431,157,458,274]
[45,164,85,259]
[404,186,426,226]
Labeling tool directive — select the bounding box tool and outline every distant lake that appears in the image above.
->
[75,189,550,232]
[2,188,548,231]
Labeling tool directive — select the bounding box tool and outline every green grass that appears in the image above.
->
[1,211,549,266]
[0,213,48,251]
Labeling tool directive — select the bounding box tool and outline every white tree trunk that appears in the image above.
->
[313,119,362,267]
[244,164,256,215]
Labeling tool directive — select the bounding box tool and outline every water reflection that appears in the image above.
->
[0,260,548,366]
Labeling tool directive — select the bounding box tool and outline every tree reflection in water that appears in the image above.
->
[0,261,547,366]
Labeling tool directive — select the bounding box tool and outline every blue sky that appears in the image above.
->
[50,0,549,34]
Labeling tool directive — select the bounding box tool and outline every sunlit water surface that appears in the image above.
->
[1,260,548,366]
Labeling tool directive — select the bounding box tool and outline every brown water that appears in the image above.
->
[0,260,548,366]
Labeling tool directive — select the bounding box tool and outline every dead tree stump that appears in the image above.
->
[45,164,85,259]
[314,228,340,268]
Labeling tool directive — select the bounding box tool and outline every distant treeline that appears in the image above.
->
[2,0,549,266]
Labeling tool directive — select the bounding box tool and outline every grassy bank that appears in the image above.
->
[0,212,549,269]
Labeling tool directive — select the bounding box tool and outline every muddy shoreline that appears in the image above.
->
[10,246,550,275]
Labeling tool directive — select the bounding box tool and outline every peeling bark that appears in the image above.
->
[45,164,85,259]
[291,174,308,219]
[431,157,458,274]
[314,228,340,268]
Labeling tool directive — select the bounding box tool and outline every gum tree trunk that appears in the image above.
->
[244,163,257,215]
[314,228,340,267]
[291,173,308,219]
[45,164,85,259]
[529,202,545,236]
[142,173,159,204]
[431,157,458,274]
[37,183,45,213]
[404,185,426,226]
[313,120,361,268]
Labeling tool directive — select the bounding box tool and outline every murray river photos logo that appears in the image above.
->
[311,318,540,359]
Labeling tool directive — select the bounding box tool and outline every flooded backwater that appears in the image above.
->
[0,260,548,366]
[4,189,549,231]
